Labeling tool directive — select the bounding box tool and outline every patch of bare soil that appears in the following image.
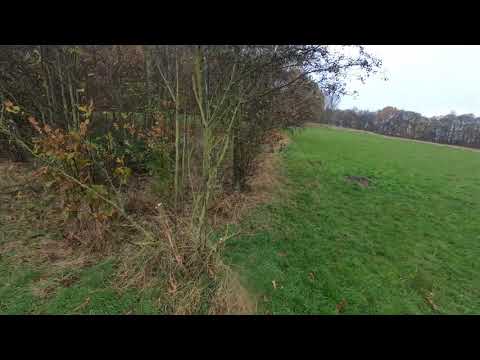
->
[345,175,371,188]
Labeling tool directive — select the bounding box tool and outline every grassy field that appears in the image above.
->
[2,125,480,314]
[226,126,480,314]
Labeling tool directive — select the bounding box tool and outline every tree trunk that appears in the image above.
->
[56,49,70,130]
[232,123,242,192]
[174,51,180,210]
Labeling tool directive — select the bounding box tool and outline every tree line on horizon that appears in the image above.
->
[322,105,480,148]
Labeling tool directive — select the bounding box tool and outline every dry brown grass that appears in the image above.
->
[203,129,289,313]
[0,161,99,273]
[208,266,257,315]
[0,128,287,314]
[114,129,288,314]
[210,129,289,228]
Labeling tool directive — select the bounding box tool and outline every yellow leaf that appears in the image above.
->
[6,105,20,114]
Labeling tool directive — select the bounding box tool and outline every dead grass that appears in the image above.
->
[208,265,257,314]
[0,161,99,273]
[30,279,57,299]
[210,129,289,228]
[202,129,289,314]
[0,128,287,314]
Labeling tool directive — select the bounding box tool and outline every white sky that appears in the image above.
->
[339,45,480,117]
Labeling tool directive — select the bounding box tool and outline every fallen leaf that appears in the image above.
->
[336,299,347,314]
[308,272,315,281]
[272,280,277,289]
[277,252,287,257]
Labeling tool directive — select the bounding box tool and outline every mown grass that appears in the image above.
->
[226,126,480,314]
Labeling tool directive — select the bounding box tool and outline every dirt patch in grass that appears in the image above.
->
[345,175,371,188]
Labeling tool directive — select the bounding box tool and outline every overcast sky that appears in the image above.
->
[339,45,480,117]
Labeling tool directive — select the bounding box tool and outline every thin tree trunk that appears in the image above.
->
[174,51,181,210]
[68,71,78,129]
[40,46,53,124]
[181,106,187,202]
[232,122,242,192]
[45,61,56,122]
[56,50,70,130]
[144,45,152,129]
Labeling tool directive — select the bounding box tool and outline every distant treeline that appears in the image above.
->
[322,107,480,148]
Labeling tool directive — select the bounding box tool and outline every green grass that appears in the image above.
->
[3,125,480,314]
[226,126,480,314]
[0,257,161,315]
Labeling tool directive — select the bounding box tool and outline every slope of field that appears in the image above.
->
[226,126,480,314]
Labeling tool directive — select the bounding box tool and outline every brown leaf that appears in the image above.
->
[277,252,287,257]
[336,299,347,314]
